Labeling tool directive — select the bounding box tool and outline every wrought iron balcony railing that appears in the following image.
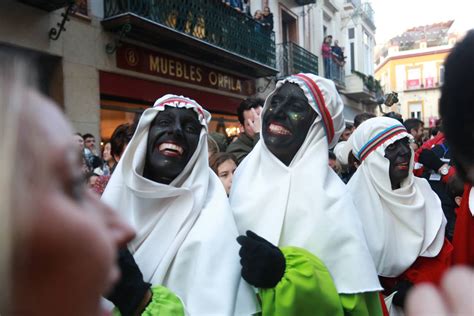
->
[103,0,276,69]
[276,42,318,78]
[328,60,345,87]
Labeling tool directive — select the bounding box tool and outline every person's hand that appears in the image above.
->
[246,108,261,136]
[236,230,285,288]
[392,280,414,309]
[106,248,151,316]
[418,149,444,171]
[406,266,474,316]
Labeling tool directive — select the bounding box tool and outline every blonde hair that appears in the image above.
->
[0,49,34,310]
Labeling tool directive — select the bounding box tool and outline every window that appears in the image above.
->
[439,65,445,85]
[348,28,355,39]
[363,32,370,74]
[363,32,369,45]
[409,103,422,120]
[406,67,422,89]
[350,42,355,71]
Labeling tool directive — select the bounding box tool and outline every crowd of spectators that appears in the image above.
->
[223,0,274,33]
[322,35,346,79]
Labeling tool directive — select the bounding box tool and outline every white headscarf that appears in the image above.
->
[230,74,382,294]
[102,95,258,315]
[347,117,446,277]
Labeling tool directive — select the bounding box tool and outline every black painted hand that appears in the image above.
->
[236,230,286,288]
[105,248,151,316]
[392,279,414,309]
[418,149,444,171]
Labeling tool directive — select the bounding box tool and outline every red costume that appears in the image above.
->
[380,239,453,291]
[452,184,474,266]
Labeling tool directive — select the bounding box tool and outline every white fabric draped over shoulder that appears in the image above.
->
[102,94,258,315]
[230,74,382,294]
[347,117,446,277]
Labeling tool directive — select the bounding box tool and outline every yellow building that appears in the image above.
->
[374,22,459,127]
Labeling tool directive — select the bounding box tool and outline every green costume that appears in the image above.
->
[115,247,382,316]
[259,247,383,316]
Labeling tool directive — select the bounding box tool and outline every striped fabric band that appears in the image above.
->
[290,74,335,144]
[154,97,206,126]
[357,125,407,161]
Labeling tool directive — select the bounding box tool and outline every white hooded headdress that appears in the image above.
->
[230,74,382,294]
[347,117,446,277]
[102,94,258,315]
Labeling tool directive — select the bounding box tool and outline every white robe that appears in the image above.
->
[102,95,258,315]
[347,117,446,278]
[231,74,382,294]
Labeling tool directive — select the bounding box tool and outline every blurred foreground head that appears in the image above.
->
[440,30,474,184]
[0,49,134,315]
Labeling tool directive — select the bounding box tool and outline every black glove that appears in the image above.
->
[105,248,151,316]
[236,230,286,288]
[418,149,444,171]
[392,280,414,309]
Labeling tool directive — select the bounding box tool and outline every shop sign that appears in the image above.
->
[116,43,255,96]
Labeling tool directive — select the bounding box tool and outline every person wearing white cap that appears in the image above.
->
[102,95,258,315]
[231,74,383,315]
[347,117,453,315]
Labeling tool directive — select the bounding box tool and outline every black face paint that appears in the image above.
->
[384,137,412,190]
[262,82,318,166]
[143,106,201,184]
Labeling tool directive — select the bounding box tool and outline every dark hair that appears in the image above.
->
[447,174,465,199]
[354,112,376,128]
[403,118,423,133]
[383,111,404,124]
[82,133,94,140]
[440,30,474,182]
[209,152,238,174]
[237,98,263,125]
[328,151,336,160]
[110,123,136,159]
[430,127,440,137]
[75,132,82,137]
[345,123,353,131]
[207,137,219,156]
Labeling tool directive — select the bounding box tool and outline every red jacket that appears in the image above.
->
[452,184,474,267]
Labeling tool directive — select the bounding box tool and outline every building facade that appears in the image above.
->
[254,0,379,123]
[1,0,378,144]
[374,21,459,126]
[1,0,279,141]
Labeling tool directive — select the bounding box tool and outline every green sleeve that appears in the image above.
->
[112,285,185,316]
[340,292,384,316]
[259,247,383,316]
[258,247,345,316]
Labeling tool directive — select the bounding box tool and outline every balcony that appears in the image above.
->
[323,59,345,88]
[102,0,278,78]
[405,79,440,91]
[361,2,375,29]
[18,0,73,11]
[276,42,318,78]
[344,73,377,104]
[331,62,345,87]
